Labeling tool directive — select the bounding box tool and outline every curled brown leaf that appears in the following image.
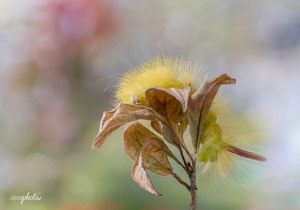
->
[92,103,183,150]
[92,104,155,149]
[140,137,175,175]
[124,123,175,175]
[123,122,158,159]
[150,120,162,134]
[188,74,236,153]
[131,154,161,196]
[131,137,177,195]
[145,86,191,147]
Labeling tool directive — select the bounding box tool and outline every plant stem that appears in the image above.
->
[178,146,189,172]
[183,146,194,163]
[171,172,190,190]
[172,153,190,174]
[178,147,198,209]
[189,159,197,210]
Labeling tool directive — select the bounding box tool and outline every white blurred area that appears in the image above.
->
[0,0,300,210]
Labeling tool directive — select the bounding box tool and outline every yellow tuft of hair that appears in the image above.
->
[116,58,199,105]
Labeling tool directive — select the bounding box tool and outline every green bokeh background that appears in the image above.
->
[0,0,299,209]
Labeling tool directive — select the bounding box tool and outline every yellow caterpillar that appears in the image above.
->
[116,58,197,105]
[115,57,265,176]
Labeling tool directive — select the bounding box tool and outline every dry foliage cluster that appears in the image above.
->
[91,74,265,210]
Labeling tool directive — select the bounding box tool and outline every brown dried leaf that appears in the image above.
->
[188,74,236,153]
[131,154,161,196]
[123,122,157,159]
[141,137,174,175]
[149,111,183,147]
[92,103,181,150]
[150,119,162,134]
[131,137,176,195]
[92,104,156,149]
[124,123,174,175]
[145,86,191,147]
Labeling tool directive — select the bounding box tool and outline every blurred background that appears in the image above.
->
[0,0,300,209]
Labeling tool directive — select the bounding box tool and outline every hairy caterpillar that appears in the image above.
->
[115,57,265,177]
